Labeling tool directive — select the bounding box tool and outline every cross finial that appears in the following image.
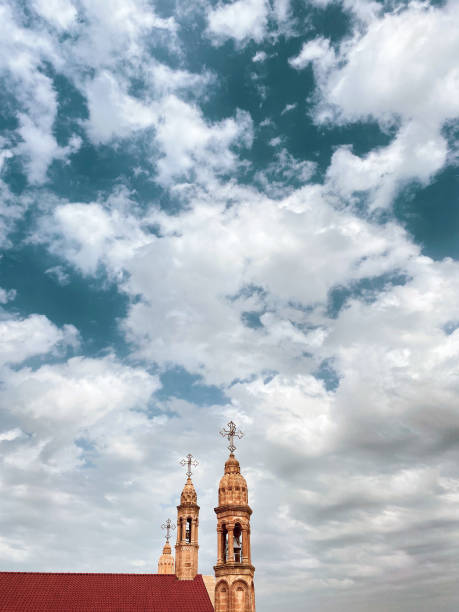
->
[180,453,198,478]
[161,518,176,542]
[220,420,244,453]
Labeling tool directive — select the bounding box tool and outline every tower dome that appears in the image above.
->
[218,454,248,506]
[157,541,175,574]
[180,477,197,505]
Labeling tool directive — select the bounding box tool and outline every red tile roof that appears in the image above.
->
[0,572,214,611]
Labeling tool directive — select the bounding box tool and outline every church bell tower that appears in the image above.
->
[175,453,200,580]
[214,422,255,612]
[157,518,175,574]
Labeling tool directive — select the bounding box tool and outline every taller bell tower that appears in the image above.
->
[175,454,200,580]
[214,422,255,612]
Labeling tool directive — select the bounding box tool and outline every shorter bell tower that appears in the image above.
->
[175,453,200,580]
[157,518,175,574]
[214,422,255,612]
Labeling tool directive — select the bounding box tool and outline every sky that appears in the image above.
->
[0,0,459,610]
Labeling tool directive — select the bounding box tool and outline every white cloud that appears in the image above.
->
[281,102,297,115]
[0,3,79,184]
[73,0,177,69]
[0,428,23,442]
[326,121,448,208]
[255,148,316,196]
[0,180,28,248]
[36,194,151,276]
[45,266,70,286]
[269,135,283,147]
[83,71,157,144]
[289,37,336,72]
[324,2,459,125]
[32,0,77,30]
[272,0,291,25]
[2,356,159,437]
[253,50,268,62]
[0,0,181,185]
[295,1,459,207]
[308,0,381,24]
[0,314,79,367]
[153,97,253,185]
[207,0,270,45]
[0,0,239,195]
[82,71,248,188]
[0,287,16,304]
[145,61,213,97]
[37,181,418,385]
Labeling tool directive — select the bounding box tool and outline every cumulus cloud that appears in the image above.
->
[207,0,270,45]
[255,147,316,196]
[292,1,459,207]
[0,288,16,305]
[0,352,165,568]
[324,3,459,125]
[37,196,151,277]
[0,2,81,184]
[326,121,448,208]
[0,0,193,187]
[83,71,157,144]
[0,315,79,367]
[32,0,77,30]
[34,181,417,385]
[289,37,336,72]
[153,98,253,186]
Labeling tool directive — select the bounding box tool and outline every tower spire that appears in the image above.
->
[175,454,200,580]
[214,422,255,612]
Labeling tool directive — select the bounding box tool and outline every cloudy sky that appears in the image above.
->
[1,0,459,610]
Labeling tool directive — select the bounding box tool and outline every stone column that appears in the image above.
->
[217,528,223,564]
[192,518,198,543]
[242,527,249,563]
[227,526,235,562]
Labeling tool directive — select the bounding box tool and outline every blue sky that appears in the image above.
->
[1,0,459,610]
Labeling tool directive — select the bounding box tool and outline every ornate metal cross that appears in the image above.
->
[180,453,198,478]
[161,518,176,542]
[220,420,244,453]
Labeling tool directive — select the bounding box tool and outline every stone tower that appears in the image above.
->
[175,454,200,580]
[214,422,255,612]
[157,518,175,574]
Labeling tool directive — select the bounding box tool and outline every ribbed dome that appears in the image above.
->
[180,477,197,504]
[157,541,175,574]
[218,454,248,506]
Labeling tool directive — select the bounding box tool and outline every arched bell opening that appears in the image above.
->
[221,524,228,563]
[234,523,242,563]
[186,517,192,543]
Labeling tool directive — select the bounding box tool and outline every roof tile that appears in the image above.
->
[0,572,214,611]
